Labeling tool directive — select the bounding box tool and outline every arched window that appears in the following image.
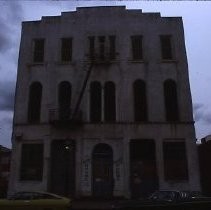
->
[104,81,116,122]
[133,80,148,122]
[58,81,71,120]
[90,81,102,122]
[164,79,179,121]
[28,82,42,123]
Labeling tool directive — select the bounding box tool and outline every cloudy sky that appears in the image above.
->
[0,1,211,148]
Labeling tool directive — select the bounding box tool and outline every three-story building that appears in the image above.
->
[9,6,200,198]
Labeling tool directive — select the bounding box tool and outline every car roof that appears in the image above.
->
[13,191,69,199]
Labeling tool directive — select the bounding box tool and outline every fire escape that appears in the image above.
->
[49,36,116,127]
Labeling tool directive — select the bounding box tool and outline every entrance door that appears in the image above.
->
[130,139,158,199]
[92,144,113,198]
[50,140,75,197]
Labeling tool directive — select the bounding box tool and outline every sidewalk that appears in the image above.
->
[71,198,124,210]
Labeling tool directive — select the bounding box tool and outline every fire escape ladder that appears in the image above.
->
[71,62,94,121]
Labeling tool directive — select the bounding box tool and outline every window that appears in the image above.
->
[88,36,116,61]
[28,82,42,123]
[133,80,148,122]
[109,36,116,60]
[61,38,72,62]
[104,82,116,122]
[58,81,71,120]
[90,82,102,122]
[160,35,173,60]
[98,36,105,60]
[20,144,44,181]
[164,79,179,121]
[33,39,44,63]
[131,35,143,60]
[163,141,188,181]
[88,36,95,60]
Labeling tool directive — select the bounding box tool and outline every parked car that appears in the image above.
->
[149,190,211,203]
[111,190,211,210]
[0,191,72,210]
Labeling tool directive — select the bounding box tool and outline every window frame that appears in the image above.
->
[131,35,143,60]
[163,140,189,181]
[61,37,72,62]
[20,143,44,181]
[33,38,45,63]
[160,35,174,60]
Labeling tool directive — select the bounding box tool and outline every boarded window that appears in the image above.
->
[131,36,143,60]
[61,38,72,62]
[89,36,95,60]
[164,80,179,121]
[28,82,42,123]
[20,144,44,181]
[160,35,173,60]
[109,36,116,60]
[104,82,116,122]
[163,141,188,180]
[133,80,148,122]
[90,82,102,122]
[58,81,71,120]
[33,39,44,63]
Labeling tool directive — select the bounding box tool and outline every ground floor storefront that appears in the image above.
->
[9,124,201,198]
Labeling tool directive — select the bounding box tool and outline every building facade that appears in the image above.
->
[0,145,11,198]
[9,6,200,198]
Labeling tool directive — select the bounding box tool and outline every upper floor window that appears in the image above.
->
[88,36,95,60]
[28,82,42,123]
[90,81,102,122]
[104,81,116,122]
[160,35,173,60]
[163,141,188,181]
[109,36,116,60]
[164,79,179,121]
[90,81,116,123]
[131,35,143,60]
[20,143,44,181]
[58,81,72,120]
[33,39,45,63]
[133,80,148,122]
[61,38,72,62]
[88,36,116,61]
[99,36,106,60]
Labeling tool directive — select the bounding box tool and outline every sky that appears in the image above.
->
[0,1,211,148]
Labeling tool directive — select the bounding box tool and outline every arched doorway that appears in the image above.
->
[92,143,113,198]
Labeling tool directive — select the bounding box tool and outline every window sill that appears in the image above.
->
[159,59,178,63]
[27,62,46,67]
[56,61,75,65]
[165,179,189,183]
[128,59,147,63]
[84,59,119,65]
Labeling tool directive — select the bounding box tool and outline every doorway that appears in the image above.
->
[50,139,75,197]
[130,139,158,199]
[92,143,113,198]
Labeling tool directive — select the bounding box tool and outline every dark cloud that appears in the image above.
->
[0,81,15,111]
[0,1,23,53]
[203,113,211,124]
[193,103,211,124]
[193,103,204,112]
[0,113,13,127]
[193,103,204,122]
